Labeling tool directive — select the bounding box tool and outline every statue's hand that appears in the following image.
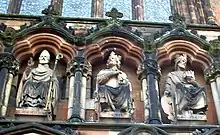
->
[184,71,196,84]
[185,71,196,84]
[164,90,171,97]
[113,70,121,75]
[27,57,34,67]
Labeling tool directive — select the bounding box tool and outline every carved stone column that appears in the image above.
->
[206,62,220,124]
[66,68,74,119]
[7,0,22,14]
[139,52,161,124]
[51,0,63,15]
[137,68,149,123]
[0,53,19,117]
[68,51,89,122]
[132,0,144,20]
[91,0,103,17]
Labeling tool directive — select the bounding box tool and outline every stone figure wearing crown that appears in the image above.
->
[161,53,207,121]
[95,51,133,113]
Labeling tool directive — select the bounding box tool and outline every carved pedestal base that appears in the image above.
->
[99,111,131,123]
[175,114,207,125]
[15,108,49,121]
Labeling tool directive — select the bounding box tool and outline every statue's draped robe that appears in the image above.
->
[164,71,207,114]
[96,69,132,112]
[19,65,59,108]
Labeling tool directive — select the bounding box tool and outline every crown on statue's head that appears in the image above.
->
[108,51,121,61]
[106,51,122,68]
[174,53,187,63]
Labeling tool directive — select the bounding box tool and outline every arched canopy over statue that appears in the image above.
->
[17,50,59,109]
[161,53,207,121]
[95,51,133,113]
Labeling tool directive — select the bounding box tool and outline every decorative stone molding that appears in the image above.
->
[119,125,169,135]
[0,122,74,135]
[157,40,212,72]
[85,36,143,69]
[13,33,76,63]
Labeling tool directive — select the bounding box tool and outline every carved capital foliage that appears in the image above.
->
[138,52,160,80]
[67,56,91,76]
[205,36,220,81]
[0,53,19,75]
[205,62,220,81]
[137,59,160,80]
[208,36,220,59]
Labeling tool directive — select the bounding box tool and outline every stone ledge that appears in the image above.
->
[99,111,131,118]
[15,107,48,116]
[177,114,207,121]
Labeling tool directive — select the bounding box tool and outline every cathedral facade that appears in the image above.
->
[1,0,220,134]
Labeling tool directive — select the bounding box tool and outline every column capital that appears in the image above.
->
[137,53,160,80]
[205,62,220,82]
[0,53,19,75]
[67,56,91,77]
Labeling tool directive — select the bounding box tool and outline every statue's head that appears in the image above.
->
[174,53,187,71]
[39,50,50,64]
[106,51,122,69]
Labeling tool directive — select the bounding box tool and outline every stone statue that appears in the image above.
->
[17,50,59,108]
[161,53,207,121]
[95,51,132,113]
